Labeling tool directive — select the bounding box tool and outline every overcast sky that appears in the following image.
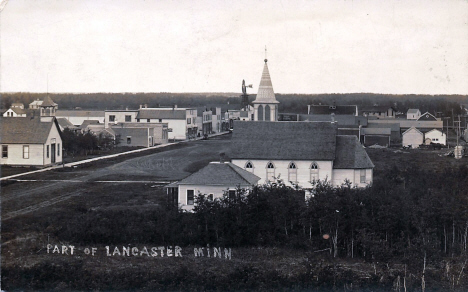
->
[1,0,467,94]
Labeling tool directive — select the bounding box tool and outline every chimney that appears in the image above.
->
[219,152,226,163]
[307,105,311,115]
[331,113,335,123]
[174,104,177,109]
[145,104,148,108]
[126,107,129,111]
[140,104,142,109]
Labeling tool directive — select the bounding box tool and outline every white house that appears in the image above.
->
[3,107,27,117]
[424,129,446,145]
[0,116,63,166]
[229,121,374,188]
[402,126,424,148]
[407,109,421,120]
[166,161,261,211]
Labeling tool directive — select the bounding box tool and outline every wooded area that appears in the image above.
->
[2,92,466,117]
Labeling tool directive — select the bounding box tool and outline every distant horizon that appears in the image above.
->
[2,91,468,97]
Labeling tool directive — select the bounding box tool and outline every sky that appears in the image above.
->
[1,0,467,94]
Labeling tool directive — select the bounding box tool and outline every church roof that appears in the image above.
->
[252,60,279,104]
[334,136,375,169]
[230,121,337,160]
[167,162,260,187]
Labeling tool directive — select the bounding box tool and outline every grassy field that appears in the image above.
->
[2,133,468,291]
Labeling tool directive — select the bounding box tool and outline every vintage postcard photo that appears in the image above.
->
[1,0,468,291]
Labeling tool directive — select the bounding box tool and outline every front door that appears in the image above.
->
[51,143,56,163]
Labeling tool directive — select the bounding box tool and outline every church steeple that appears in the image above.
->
[252,50,279,121]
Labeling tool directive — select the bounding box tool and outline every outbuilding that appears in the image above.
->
[402,126,424,148]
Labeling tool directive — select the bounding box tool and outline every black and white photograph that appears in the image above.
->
[1,0,468,291]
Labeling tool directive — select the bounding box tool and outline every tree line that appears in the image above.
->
[58,165,468,264]
[2,92,466,118]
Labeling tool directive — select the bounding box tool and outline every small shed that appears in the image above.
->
[424,129,446,145]
[402,127,423,148]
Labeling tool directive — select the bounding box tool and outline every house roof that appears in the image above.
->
[136,109,187,119]
[424,128,443,135]
[299,114,368,126]
[334,136,374,169]
[29,100,43,107]
[10,107,27,115]
[407,109,420,114]
[361,106,394,113]
[308,105,357,115]
[230,121,337,160]
[11,103,24,108]
[402,126,423,136]
[361,127,391,135]
[57,118,77,129]
[168,162,261,187]
[79,120,100,129]
[366,122,400,132]
[0,117,60,144]
[252,60,279,104]
[417,112,437,121]
[56,110,105,117]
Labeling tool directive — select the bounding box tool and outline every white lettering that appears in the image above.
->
[175,246,182,257]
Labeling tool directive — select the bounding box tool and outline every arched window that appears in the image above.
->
[258,105,264,121]
[245,161,254,173]
[288,162,297,183]
[310,162,319,182]
[265,105,271,121]
[266,161,275,182]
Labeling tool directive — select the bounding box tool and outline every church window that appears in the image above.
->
[258,105,264,121]
[310,162,319,182]
[266,161,275,182]
[288,162,297,183]
[265,105,271,121]
[245,161,254,172]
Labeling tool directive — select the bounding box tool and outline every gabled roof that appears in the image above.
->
[407,109,420,114]
[308,105,357,115]
[136,109,187,119]
[0,117,60,144]
[57,118,78,129]
[252,60,279,104]
[41,96,57,107]
[79,120,100,129]
[11,103,24,108]
[334,136,374,169]
[402,126,423,136]
[230,121,337,160]
[9,107,27,115]
[425,128,443,135]
[169,162,260,186]
[417,112,437,121]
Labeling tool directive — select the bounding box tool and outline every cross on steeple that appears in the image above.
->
[264,46,267,63]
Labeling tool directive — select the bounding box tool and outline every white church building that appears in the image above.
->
[230,121,374,188]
